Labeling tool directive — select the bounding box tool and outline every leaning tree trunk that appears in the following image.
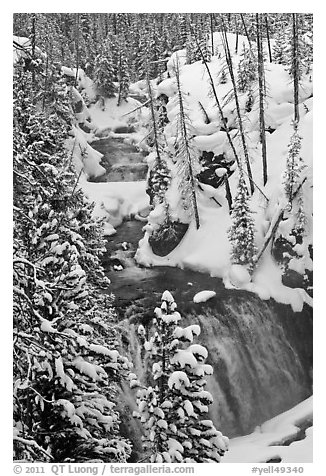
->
[235,14,239,54]
[175,58,200,230]
[240,13,252,50]
[221,20,255,194]
[254,178,307,266]
[256,14,268,185]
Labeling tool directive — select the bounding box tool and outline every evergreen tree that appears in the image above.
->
[93,45,116,107]
[219,67,228,85]
[174,58,200,229]
[179,14,189,47]
[13,58,131,463]
[228,170,257,271]
[117,40,130,106]
[283,122,306,204]
[146,75,171,208]
[185,35,200,65]
[198,31,211,63]
[134,291,229,463]
[237,43,257,93]
[293,191,306,239]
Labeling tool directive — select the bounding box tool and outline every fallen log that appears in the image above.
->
[254,177,307,266]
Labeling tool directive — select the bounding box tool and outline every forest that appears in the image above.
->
[13,13,313,464]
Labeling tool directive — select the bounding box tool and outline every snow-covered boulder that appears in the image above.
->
[193,290,216,303]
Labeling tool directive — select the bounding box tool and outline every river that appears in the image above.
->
[91,136,313,460]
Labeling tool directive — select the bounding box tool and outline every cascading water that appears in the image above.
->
[117,290,312,442]
[93,137,312,458]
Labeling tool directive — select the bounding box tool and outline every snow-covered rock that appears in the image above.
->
[193,290,217,303]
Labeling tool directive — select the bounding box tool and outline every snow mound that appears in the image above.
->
[136,32,313,313]
[228,265,252,288]
[81,180,149,235]
[193,290,216,303]
[223,396,312,463]
[66,126,105,179]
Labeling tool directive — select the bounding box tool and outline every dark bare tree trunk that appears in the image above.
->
[74,13,80,88]
[175,58,200,230]
[235,14,239,53]
[255,178,307,266]
[257,14,268,185]
[221,20,255,194]
[240,13,252,50]
[147,74,162,167]
[292,13,300,123]
[265,14,273,62]
[193,31,240,169]
[225,176,233,211]
[210,13,214,55]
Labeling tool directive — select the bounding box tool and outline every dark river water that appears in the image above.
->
[91,137,313,459]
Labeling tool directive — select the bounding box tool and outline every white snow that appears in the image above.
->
[136,33,313,313]
[66,126,106,179]
[88,96,144,134]
[81,179,149,235]
[171,350,198,369]
[173,324,201,342]
[193,290,216,303]
[168,371,190,390]
[223,396,313,463]
[227,265,252,288]
[188,344,208,361]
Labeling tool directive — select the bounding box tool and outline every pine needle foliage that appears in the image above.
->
[283,121,306,204]
[13,59,132,463]
[134,291,229,463]
[228,170,258,271]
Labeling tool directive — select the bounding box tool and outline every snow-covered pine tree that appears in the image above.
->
[134,291,229,463]
[237,42,257,93]
[185,34,201,65]
[135,25,151,80]
[13,57,132,463]
[198,30,211,63]
[174,57,200,229]
[283,121,306,204]
[116,13,130,38]
[293,191,306,240]
[117,39,130,106]
[219,66,228,84]
[272,28,289,66]
[179,14,189,47]
[93,44,116,107]
[146,75,171,208]
[228,169,258,271]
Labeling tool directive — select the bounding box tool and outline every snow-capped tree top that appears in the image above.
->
[161,290,175,303]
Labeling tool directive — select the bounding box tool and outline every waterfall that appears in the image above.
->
[117,292,312,448]
[99,202,312,458]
